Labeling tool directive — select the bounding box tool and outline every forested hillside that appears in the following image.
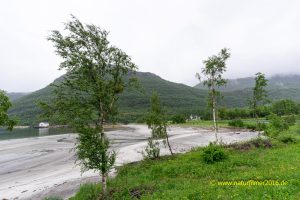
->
[6,92,28,101]
[8,72,300,125]
[8,72,208,125]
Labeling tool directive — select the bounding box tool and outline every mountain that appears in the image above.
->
[194,74,300,91]
[194,74,300,107]
[8,72,208,125]
[8,72,300,125]
[6,92,29,101]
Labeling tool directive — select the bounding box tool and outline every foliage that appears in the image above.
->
[228,119,244,128]
[143,138,161,159]
[228,138,272,151]
[272,99,299,116]
[202,143,227,164]
[8,71,300,126]
[249,72,268,127]
[196,48,231,142]
[44,16,137,194]
[145,92,173,155]
[278,134,299,144]
[268,113,289,135]
[282,115,296,126]
[0,90,17,130]
[171,114,186,124]
[72,135,300,199]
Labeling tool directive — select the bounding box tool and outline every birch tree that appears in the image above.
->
[196,48,230,142]
[145,92,173,158]
[249,72,268,129]
[44,16,137,196]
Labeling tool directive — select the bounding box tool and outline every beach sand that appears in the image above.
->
[0,124,259,200]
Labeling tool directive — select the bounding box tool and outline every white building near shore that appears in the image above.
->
[38,122,49,128]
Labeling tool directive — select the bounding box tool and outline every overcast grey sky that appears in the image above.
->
[1,0,300,92]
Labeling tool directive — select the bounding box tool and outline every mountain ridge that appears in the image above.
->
[8,72,300,125]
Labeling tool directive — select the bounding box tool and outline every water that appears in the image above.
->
[0,127,74,140]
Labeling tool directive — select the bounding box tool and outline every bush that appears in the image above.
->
[256,122,267,131]
[143,138,160,159]
[282,115,296,126]
[268,113,289,133]
[228,138,272,151]
[278,135,298,144]
[171,114,186,124]
[202,143,227,164]
[245,123,257,130]
[228,119,244,128]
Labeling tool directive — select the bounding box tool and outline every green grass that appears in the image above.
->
[71,127,300,200]
[179,120,231,128]
[178,119,259,129]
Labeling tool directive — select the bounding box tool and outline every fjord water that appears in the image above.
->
[0,127,73,140]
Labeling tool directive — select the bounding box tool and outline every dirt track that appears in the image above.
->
[0,124,259,200]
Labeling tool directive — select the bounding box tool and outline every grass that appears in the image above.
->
[178,119,260,129]
[178,120,231,128]
[70,126,300,199]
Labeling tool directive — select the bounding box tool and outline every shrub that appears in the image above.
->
[143,138,160,159]
[227,138,272,151]
[245,123,257,130]
[278,135,298,144]
[202,143,227,164]
[282,115,296,126]
[268,113,289,133]
[171,114,186,124]
[228,119,244,128]
[256,122,267,131]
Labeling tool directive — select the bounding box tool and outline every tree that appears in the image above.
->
[0,90,17,130]
[272,99,298,116]
[249,72,268,129]
[196,48,230,142]
[145,92,173,157]
[44,16,137,196]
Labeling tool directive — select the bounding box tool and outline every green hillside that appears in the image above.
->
[7,92,28,101]
[8,72,300,125]
[8,72,208,125]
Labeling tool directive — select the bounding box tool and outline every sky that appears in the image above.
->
[1,0,300,92]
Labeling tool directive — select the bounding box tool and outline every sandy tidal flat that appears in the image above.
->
[0,124,259,200]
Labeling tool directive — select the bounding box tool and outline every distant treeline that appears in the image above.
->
[218,99,300,120]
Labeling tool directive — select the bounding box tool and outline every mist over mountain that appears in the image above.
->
[194,74,300,91]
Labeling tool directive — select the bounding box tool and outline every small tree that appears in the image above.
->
[249,72,268,129]
[44,16,137,196]
[0,90,17,130]
[196,48,230,142]
[145,92,173,158]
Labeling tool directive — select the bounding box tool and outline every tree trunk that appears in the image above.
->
[211,79,218,143]
[212,105,218,143]
[212,91,218,143]
[102,171,107,197]
[165,129,173,155]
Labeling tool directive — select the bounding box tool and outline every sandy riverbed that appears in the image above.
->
[0,124,259,200]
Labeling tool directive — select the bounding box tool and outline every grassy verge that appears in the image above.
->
[70,128,300,199]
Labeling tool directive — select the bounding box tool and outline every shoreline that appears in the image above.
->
[0,124,259,199]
